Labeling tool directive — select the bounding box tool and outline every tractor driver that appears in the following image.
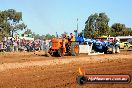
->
[70,33,75,42]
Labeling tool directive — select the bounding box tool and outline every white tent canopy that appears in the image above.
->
[19,37,34,41]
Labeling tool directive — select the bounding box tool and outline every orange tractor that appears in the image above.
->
[48,38,79,57]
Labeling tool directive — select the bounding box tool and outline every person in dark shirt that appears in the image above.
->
[6,39,11,52]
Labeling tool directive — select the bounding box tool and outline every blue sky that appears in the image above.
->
[0,0,132,35]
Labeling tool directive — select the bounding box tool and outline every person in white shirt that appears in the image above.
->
[13,40,18,52]
[43,39,50,56]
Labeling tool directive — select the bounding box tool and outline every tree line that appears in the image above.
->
[24,29,55,40]
[84,13,132,38]
[1,9,132,41]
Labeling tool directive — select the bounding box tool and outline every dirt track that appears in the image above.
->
[0,51,132,88]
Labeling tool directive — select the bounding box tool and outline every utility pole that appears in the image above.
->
[77,18,78,32]
[77,18,78,36]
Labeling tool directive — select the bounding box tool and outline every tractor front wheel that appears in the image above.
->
[58,47,65,57]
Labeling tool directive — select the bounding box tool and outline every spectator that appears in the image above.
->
[13,40,18,52]
[6,39,11,52]
[49,40,52,48]
[32,41,35,52]
[43,39,49,56]
[40,40,44,51]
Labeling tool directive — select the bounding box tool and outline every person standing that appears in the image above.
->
[6,39,11,52]
[70,33,75,41]
[43,39,49,56]
[49,40,52,48]
[40,39,44,51]
[13,40,18,52]
[32,41,35,52]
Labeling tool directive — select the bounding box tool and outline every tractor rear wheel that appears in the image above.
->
[70,42,79,56]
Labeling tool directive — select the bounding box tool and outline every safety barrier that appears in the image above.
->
[79,44,93,54]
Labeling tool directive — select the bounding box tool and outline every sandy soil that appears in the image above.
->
[0,51,132,88]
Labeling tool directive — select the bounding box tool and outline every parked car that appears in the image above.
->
[120,42,132,49]
[127,38,132,44]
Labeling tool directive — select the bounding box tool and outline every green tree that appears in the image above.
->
[45,33,52,39]
[84,13,110,38]
[51,35,55,38]
[111,23,132,36]
[84,13,98,38]
[96,13,110,36]
[34,34,40,40]
[0,9,26,40]
[33,33,55,40]
[24,29,32,34]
